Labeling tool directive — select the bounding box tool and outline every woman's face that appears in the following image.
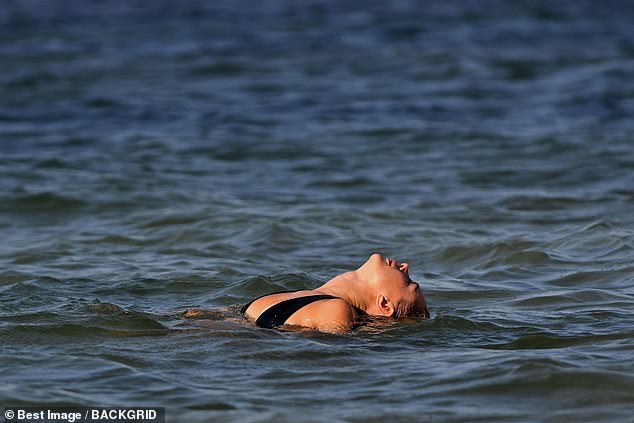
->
[362,254,429,318]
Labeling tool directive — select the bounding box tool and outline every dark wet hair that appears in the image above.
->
[394,299,429,319]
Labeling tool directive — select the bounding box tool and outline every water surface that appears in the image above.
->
[1,1,634,422]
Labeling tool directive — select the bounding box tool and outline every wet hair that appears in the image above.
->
[393,296,430,319]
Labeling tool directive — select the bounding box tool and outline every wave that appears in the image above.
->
[1,299,169,338]
[0,192,87,213]
[482,331,634,350]
[511,288,633,307]
[0,323,169,338]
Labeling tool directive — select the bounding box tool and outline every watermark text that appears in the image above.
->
[3,407,164,423]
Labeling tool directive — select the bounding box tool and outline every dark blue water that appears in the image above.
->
[1,1,634,422]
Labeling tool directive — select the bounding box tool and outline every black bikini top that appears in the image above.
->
[241,291,338,329]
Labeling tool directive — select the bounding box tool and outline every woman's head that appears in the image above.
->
[357,253,430,319]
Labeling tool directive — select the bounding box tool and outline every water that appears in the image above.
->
[1,1,634,421]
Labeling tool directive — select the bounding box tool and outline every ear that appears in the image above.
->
[377,294,395,317]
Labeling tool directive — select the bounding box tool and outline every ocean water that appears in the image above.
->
[1,1,634,422]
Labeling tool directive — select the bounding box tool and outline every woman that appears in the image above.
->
[242,253,430,333]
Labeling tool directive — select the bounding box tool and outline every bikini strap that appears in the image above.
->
[255,294,338,329]
[240,290,296,315]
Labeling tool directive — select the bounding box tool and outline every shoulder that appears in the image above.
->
[318,298,356,322]
[287,297,356,333]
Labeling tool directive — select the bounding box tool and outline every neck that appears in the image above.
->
[316,270,377,314]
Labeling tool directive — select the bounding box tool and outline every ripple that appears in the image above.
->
[511,289,632,307]
[424,314,505,332]
[546,268,634,288]
[482,331,634,350]
[189,402,237,411]
[501,194,604,212]
[433,239,548,269]
[186,61,248,77]
[0,192,87,213]
[0,323,169,338]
